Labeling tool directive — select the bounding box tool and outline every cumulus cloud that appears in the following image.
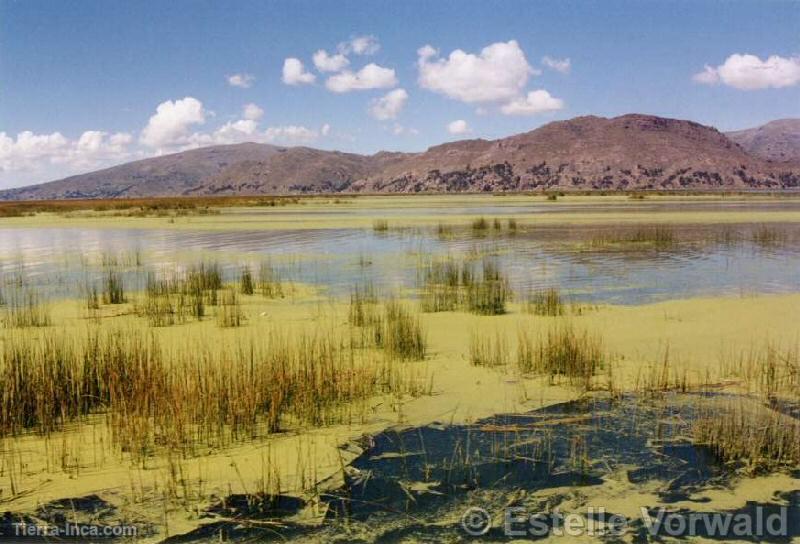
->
[500,90,564,115]
[243,103,264,121]
[339,35,380,56]
[227,73,255,88]
[541,56,571,74]
[417,40,534,103]
[693,53,800,90]
[369,88,409,120]
[325,63,398,92]
[0,130,134,186]
[282,58,316,85]
[139,97,206,150]
[447,119,470,135]
[313,49,350,73]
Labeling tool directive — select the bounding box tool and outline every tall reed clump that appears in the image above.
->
[372,219,389,232]
[0,324,421,457]
[751,225,789,248]
[465,259,511,315]
[524,287,564,316]
[102,270,125,304]
[419,256,510,315]
[217,289,244,328]
[693,399,800,472]
[240,266,255,295]
[137,267,219,327]
[348,292,426,361]
[516,324,603,388]
[590,225,675,248]
[379,300,426,361]
[723,342,799,400]
[469,329,510,367]
[471,216,489,231]
[258,260,284,298]
[1,289,51,328]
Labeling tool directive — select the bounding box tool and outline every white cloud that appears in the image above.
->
[243,103,264,121]
[541,56,571,74]
[227,73,255,88]
[282,58,316,85]
[321,123,331,136]
[501,90,564,115]
[139,97,206,150]
[391,124,418,136]
[325,63,398,92]
[417,40,534,103]
[313,49,350,72]
[693,53,800,90]
[339,35,380,56]
[0,130,135,186]
[369,88,408,120]
[447,119,470,135]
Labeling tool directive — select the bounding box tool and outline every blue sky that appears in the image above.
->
[1,0,799,188]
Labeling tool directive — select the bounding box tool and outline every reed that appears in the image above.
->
[372,219,389,232]
[258,260,284,298]
[1,289,51,328]
[102,270,126,304]
[379,300,427,361]
[469,329,510,367]
[239,266,255,295]
[524,288,564,316]
[590,225,676,248]
[693,399,800,472]
[516,323,603,388]
[419,256,510,315]
[471,216,489,231]
[0,323,421,455]
[217,289,244,328]
[751,224,788,247]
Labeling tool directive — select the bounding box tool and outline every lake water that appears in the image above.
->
[2,200,800,304]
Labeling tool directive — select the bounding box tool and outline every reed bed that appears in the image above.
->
[102,270,126,304]
[1,289,51,328]
[239,266,255,295]
[136,267,221,327]
[348,292,426,362]
[524,288,564,316]
[589,225,676,248]
[372,219,389,232]
[258,260,284,298]
[0,322,423,458]
[469,329,510,367]
[419,256,510,315]
[216,289,244,328]
[516,323,603,388]
[693,399,800,472]
[722,342,799,400]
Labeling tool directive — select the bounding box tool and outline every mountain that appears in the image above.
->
[2,114,800,200]
[726,119,800,163]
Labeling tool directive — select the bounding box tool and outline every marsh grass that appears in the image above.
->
[469,329,510,367]
[751,224,789,248]
[1,289,51,328]
[694,399,800,472]
[524,288,564,316]
[589,225,676,248]
[0,323,422,456]
[372,219,389,232]
[723,342,799,400]
[350,294,426,361]
[137,269,218,327]
[217,289,244,328]
[419,256,510,315]
[102,270,126,304]
[471,217,488,231]
[258,261,284,298]
[239,266,255,295]
[516,323,603,388]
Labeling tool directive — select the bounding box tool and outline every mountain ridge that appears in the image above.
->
[3,114,800,200]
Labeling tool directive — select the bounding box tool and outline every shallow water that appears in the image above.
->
[2,217,800,304]
[151,394,799,542]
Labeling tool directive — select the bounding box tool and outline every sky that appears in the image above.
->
[1,0,799,188]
